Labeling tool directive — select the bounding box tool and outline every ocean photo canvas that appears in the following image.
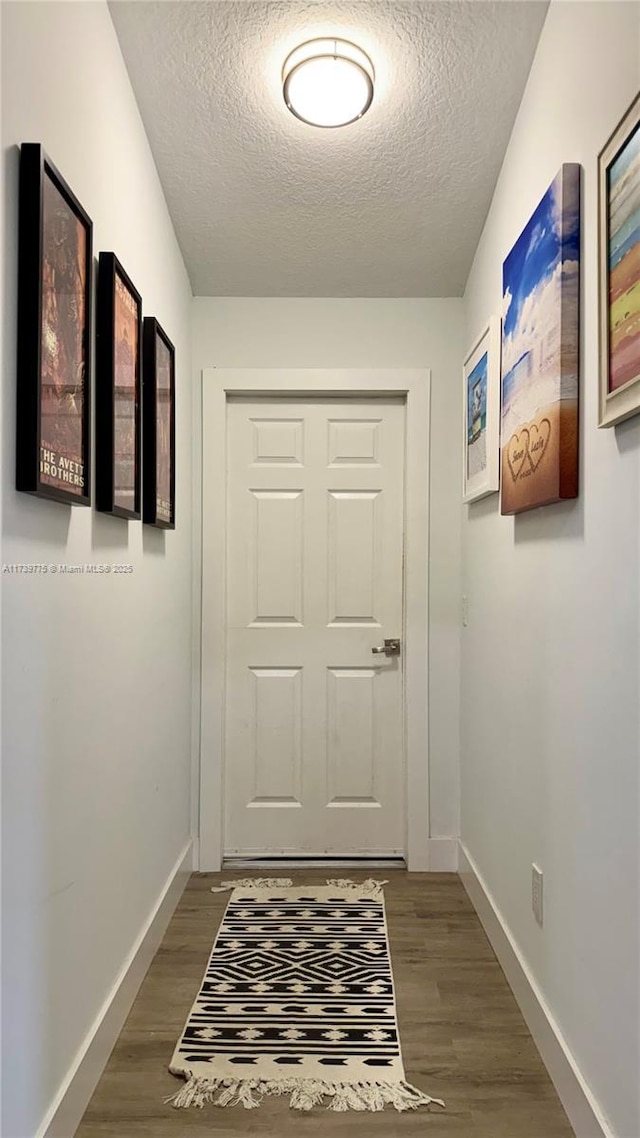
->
[501,164,580,514]
[466,351,488,480]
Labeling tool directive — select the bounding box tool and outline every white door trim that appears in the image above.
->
[199,368,431,871]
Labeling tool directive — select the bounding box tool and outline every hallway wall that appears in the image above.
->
[193,297,463,852]
[1,4,194,1135]
[461,3,640,1135]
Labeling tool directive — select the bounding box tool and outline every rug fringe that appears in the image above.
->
[211,877,388,897]
[210,877,294,892]
[326,877,389,899]
[166,1075,444,1112]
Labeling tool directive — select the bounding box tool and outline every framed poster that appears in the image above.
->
[96,253,142,519]
[598,92,640,427]
[142,318,175,529]
[501,163,580,515]
[16,144,92,504]
[462,316,501,502]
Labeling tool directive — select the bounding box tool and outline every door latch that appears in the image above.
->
[371,638,401,657]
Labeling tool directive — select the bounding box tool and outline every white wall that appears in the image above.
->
[461,4,639,1136]
[1,4,193,1136]
[193,297,463,848]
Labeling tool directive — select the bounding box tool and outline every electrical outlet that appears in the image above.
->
[532,864,544,926]
[462,594,469,627]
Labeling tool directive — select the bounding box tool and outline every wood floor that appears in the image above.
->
[76,871,575,1138]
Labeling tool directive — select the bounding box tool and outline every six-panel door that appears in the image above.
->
[224,397,406,856]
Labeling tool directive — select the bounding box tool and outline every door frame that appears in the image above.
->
[198,368,431,871]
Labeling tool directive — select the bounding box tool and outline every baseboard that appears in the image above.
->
[407,837,458,872]
[37,838,193,1138]
[426,837,459,872]
[458,841,614,1138]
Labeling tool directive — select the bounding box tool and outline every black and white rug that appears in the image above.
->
[168,878,444,1113]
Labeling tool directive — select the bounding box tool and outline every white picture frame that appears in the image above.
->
[462,316,501,502]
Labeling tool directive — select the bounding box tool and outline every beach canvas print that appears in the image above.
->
[501,164,580,514]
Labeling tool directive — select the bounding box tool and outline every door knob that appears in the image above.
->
[371,638,401,656]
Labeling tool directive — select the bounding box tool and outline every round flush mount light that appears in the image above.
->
[282,38,375,128]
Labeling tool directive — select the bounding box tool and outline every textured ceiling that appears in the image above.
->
[109,0,548,297]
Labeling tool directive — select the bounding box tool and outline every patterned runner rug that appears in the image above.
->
[168,878,444,1113]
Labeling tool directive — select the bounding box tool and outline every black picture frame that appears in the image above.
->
[16,143,92,505]
[142,317,175,529]
[96,253,142,519]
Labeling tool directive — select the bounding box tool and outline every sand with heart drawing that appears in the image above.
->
[501,399,578,514]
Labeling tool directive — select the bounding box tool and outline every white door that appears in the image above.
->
[224,396,405,857]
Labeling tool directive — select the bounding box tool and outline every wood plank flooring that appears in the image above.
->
[76,871,575,1137]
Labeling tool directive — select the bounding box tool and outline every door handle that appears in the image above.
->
[371,638,401,657]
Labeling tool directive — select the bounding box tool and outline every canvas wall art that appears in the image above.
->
[16,144,92,504]
[599,93,640,427]
[462,316,500,502]
[96,252,142,519]
[500,163,580,515]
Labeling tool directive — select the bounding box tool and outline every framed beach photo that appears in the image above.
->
[96,253,142,519]
[142,317,175,529]
[462,316,501,503]
[16,144,92,504]
[501,164,580,515]
[598,93,640,427]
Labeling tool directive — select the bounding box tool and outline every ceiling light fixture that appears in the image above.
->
[282,38,375,128]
